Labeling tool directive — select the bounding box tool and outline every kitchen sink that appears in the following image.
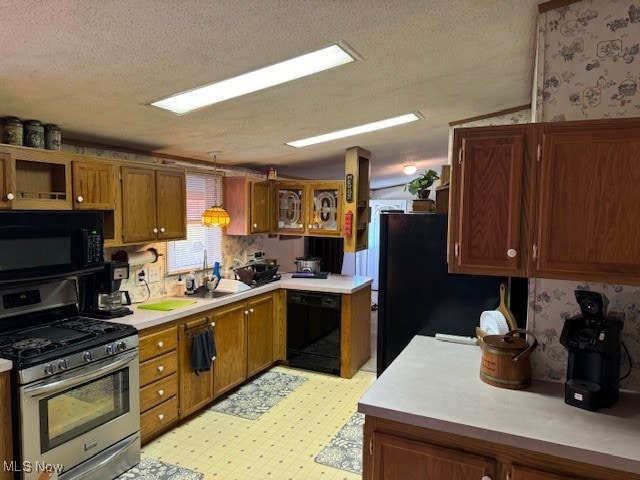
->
[186,289,233,299]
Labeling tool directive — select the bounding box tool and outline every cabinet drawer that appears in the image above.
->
[139,327,178,362]
[140,351,177,387]
[140,373,178,412]
[141,396,179,440]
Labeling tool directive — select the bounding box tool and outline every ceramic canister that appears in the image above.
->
[24,119,45,148]
[45,124,61,150]
[3,116,23,145]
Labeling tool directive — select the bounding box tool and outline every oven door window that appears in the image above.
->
[39,367,130,453]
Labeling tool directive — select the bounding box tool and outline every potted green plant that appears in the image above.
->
[405,169,440,199]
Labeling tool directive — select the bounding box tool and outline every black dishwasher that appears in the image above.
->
[287,290,341,375]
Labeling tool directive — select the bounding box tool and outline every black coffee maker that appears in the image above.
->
[560,290,623,411]
[80,261,133,318]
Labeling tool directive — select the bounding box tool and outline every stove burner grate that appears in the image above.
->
[1,338,63,358]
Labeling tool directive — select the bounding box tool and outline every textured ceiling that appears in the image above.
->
[0,1,539,189]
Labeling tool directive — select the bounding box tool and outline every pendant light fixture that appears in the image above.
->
[201,152,231,227]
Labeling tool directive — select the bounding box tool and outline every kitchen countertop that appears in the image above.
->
[0,359,12,373]
[358,335,640,475]
[109,273,372,331]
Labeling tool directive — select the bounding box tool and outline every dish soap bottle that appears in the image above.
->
[211,262,221,290]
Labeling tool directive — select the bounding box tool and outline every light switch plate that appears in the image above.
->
[148,266,161,283]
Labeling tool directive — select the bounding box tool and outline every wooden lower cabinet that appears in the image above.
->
[364,416,640,480]
[372,432,495,480]
[139,325,179,443]
[0,371,13,478]
[212,292,277,397]
[341,285,371,378]
[211,301,248,397]
[179,315,214,417]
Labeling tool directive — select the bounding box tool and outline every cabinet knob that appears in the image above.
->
[160,227,165,233]
[157,365,164,372]
[6,192,14,201]
[153,227,159,234]
[253,223,258,228]
[76,195,84,203]
[157,341,164,348]
[158,413,164,421]
[481,477,492,480]
[244,310,249,315]
[506,248,517,258]
[249,308,254,313]
[158,389,164,396]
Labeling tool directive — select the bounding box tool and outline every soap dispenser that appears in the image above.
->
[211,262,221,290]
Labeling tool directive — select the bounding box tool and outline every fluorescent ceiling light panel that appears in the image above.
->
[151,44,357,114]
[287,113,421,148]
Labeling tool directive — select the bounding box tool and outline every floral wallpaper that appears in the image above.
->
[531,0,640,392]
[535,0,640,121]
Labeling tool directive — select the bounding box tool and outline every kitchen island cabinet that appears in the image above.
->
[450,117,640,286]
[359,336,640,480]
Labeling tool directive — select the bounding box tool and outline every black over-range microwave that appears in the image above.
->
[0,210,104,285]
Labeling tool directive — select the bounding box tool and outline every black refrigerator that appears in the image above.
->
[377,212,527,376]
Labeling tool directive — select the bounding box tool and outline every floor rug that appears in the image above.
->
[115,457,203,480]
[209,370,308,420]
[314,412,364,474]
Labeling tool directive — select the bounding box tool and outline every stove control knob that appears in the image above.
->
[44,363,57,375]
[105,344,115,355]
[83,351,94,362]
[116,341,127,352]
[58,359,69,371]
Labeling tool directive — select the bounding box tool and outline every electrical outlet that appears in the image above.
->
[148,266,160,283]
[137,268,148,283]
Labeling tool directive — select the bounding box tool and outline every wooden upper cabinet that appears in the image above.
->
[0,152,14,209]
[371,432,495,480]
[449,126,532,277]
[274,181,306,234]
[512,465,586,480]
[122,166,157,243]
[72,160,117,209]
[536,123,640,283]
[307,181,343,236]
[224,177,271,235]
[156,169,186,240]
[121,166,185,244]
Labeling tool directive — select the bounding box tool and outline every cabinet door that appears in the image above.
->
[0,152,15,209]
[537,126,640,283]
[121,166,157,243]
[372,432,495,480]
[308,181,343,236]
[212,302,247,397]
[72,160,117,209]
[156,169,186,240]
[274,183,306,234]
[450,127,531,277]
[179,316,214,417]
[250,181,271,233]
[512,465,586,480]
[247,294,274,377]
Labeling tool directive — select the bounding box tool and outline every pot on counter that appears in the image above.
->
[479,329,537,390]
[294,256,322,273]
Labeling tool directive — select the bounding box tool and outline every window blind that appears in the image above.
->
[166,172,223,274]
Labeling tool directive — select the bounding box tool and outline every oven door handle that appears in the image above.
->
[23,349,138,399]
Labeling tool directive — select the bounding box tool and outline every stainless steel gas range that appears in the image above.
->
[0,279,140,480]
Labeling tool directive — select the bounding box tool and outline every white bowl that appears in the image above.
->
[480,310,509,335]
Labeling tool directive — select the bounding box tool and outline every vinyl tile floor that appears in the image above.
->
[141,366,376,480]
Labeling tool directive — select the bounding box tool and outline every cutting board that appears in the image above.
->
[138,299,196,311]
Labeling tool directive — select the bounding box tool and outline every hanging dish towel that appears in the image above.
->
[190,326,216,375]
